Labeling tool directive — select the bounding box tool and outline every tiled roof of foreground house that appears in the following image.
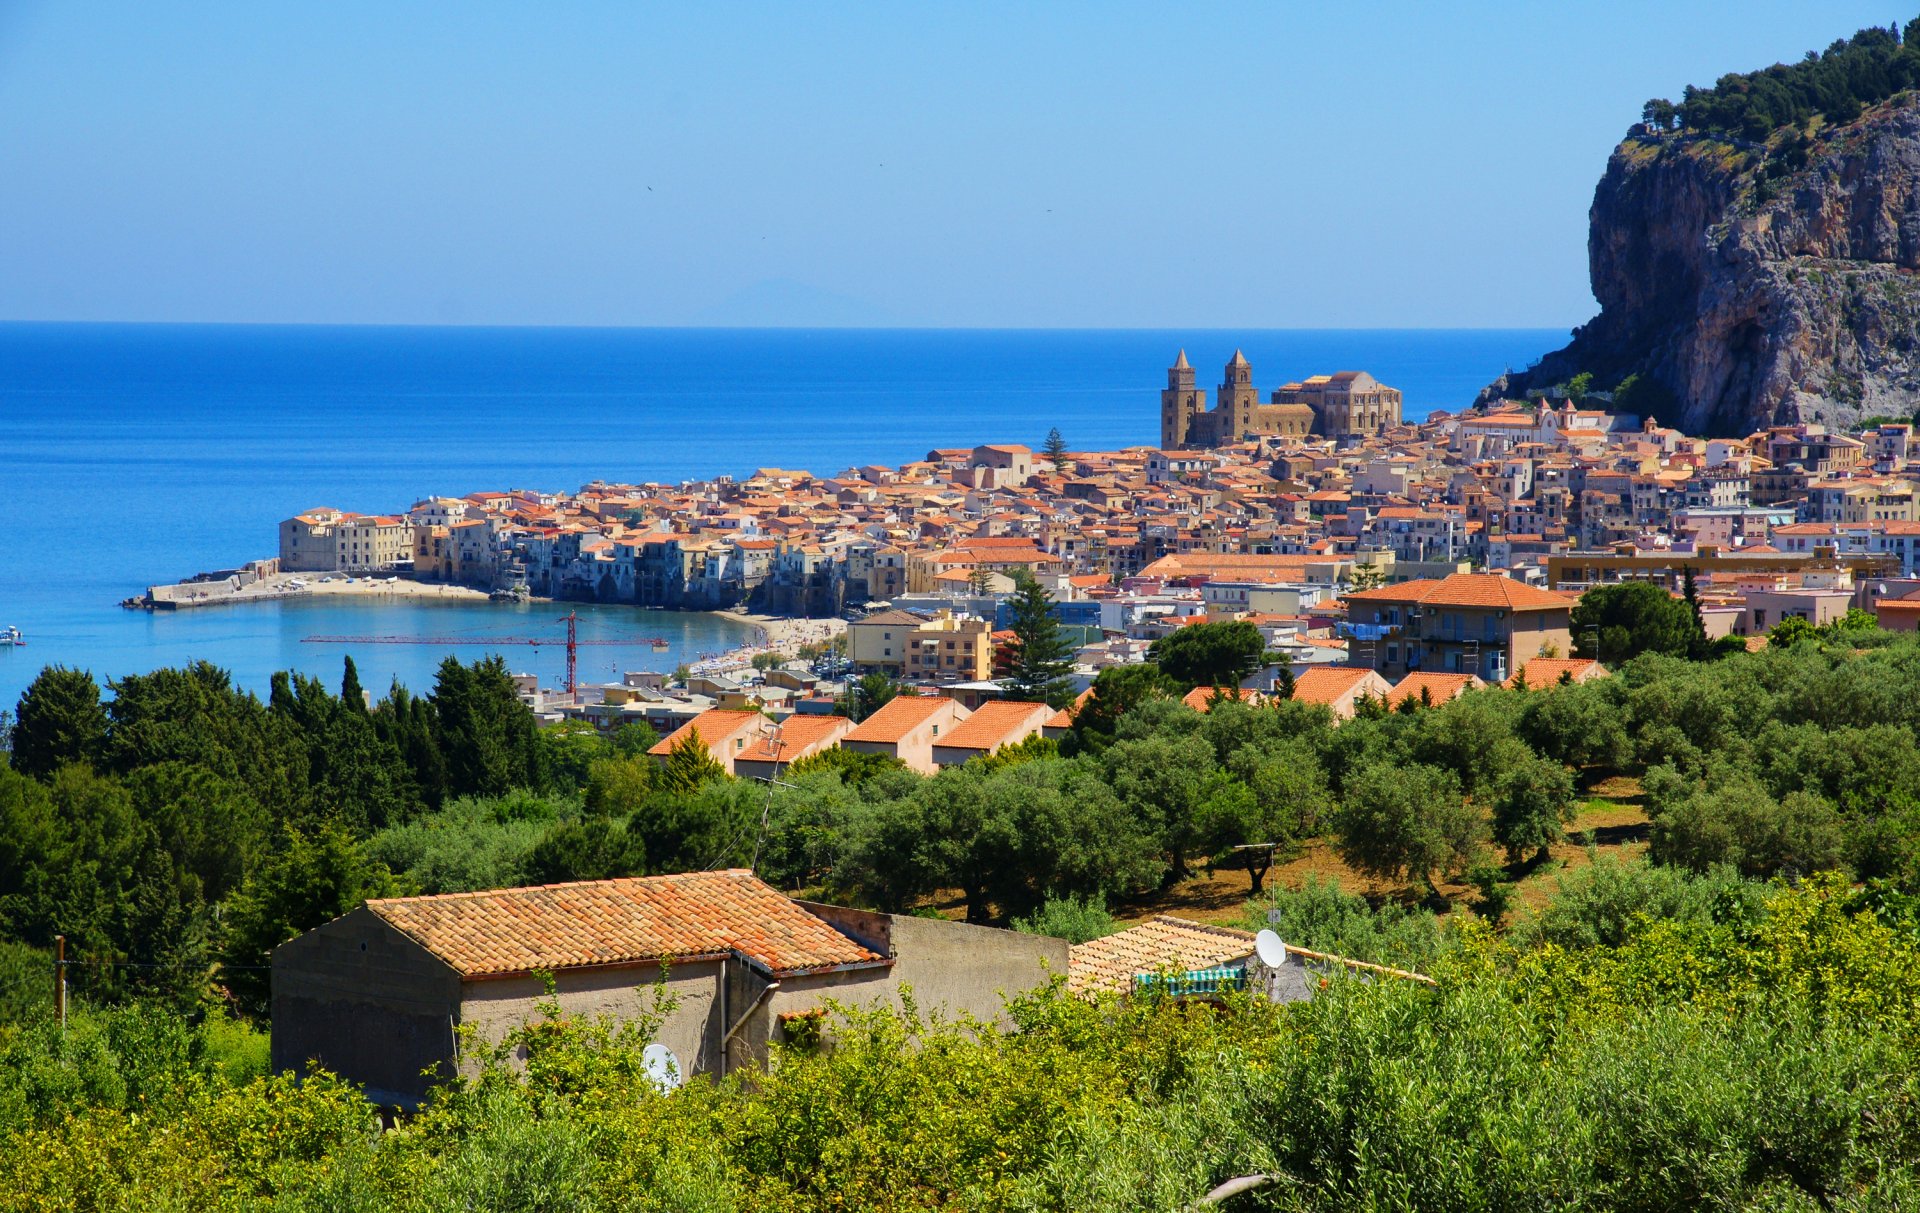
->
[1067,915,1256,995]
[365,870,884,979]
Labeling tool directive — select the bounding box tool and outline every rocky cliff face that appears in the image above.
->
[1498,97,1920,435]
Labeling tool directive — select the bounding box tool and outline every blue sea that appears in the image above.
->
[0,324,1562,708]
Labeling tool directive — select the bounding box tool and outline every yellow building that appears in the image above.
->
[848,609,993,682]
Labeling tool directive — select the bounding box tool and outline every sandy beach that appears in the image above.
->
[711,610,846,652]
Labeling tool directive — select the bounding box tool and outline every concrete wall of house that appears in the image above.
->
[270,908,463,1105]
[456,958,725,1083]
[882,913,1065,1022]
[1511,613,1573,667]
[720,909,1064,1067]
[795,903,1064,1023]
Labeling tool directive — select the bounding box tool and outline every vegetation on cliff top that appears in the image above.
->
[1641,18,1920,141]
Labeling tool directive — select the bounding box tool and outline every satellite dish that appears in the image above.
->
[642,1043,683,1092]
[1254,929,1288,968]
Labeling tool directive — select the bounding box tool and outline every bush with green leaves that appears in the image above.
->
[1011,893,1118,944]
[6,878,1918,1210]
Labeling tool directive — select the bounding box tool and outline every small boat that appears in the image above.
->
[652,639,671,651]
[0,626,23,646]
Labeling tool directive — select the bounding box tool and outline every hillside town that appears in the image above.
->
[240,350,1920,741]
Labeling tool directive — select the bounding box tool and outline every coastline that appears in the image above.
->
[711,610,846,652]
[138,571,491,610]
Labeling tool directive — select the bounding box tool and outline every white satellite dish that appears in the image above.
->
[1254,929,1288,968]
[642,1043,683,1092]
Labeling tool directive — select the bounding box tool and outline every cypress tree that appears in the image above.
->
[341,656,367,711]
[1682,565,1710,659]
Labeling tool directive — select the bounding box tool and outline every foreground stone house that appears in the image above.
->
[272,869,1063,1106]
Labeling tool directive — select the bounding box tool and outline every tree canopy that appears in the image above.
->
[1640,19,1920,139]
[1147,620,1266,690]
[1570,580,1699,664]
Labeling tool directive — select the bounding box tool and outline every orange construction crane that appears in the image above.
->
[303,611,664,697]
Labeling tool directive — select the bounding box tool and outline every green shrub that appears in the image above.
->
[1011,894,1118,944]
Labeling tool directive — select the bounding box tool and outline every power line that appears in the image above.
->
[59,957,271,972]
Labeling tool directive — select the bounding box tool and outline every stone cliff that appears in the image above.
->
[1497,96,1920,435]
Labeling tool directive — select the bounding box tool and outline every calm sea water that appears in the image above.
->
[0,324,1561,707]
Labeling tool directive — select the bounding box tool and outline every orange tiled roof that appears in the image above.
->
[649,709,764,756]
[1345,573,1575,612]
[737,713,853,763]
[934,700,1051,752]
[1386,672,1483,707]
[1043,687,1096,730]
[366,869,885,979]
[1504,657,1606,689]
[1181,686,1261,713]
[1067,915,1255,995]
[1290,666,1384,705]
[844,695,960,744]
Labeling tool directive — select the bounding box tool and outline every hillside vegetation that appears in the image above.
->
[7,623,1920,1205]
[1643,19,1920,138]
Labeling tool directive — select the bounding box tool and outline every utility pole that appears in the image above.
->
[53,934,66,1031]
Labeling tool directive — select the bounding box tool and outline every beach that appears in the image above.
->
[711,609,845,652]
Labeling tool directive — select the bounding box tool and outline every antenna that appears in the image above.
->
[642,1043,683,1092]
[1254,929,1288,969]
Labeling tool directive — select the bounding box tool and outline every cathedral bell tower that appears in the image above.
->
[1161,349,1205,449]
[1218,349,1258,444]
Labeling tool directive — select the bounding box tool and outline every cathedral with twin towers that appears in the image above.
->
[1160,349,1402,449]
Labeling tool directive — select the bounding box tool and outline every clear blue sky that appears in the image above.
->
[0,1,1901,328]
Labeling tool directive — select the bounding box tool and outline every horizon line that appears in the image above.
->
[0,318,1578,335]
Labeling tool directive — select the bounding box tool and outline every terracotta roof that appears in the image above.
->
[1290,666,1384,705]
[1504,657,1606,688]
[844,695,961,744]
[1181,686,1261,713]
[648,709,764,756]
[934,700,1051,752]
[1067,915,1255,995]
[365,870,885,979]
[1386,672,1483,707]
[737,713,853,763]
[1136,553,1317,581]
[1344,573,1575,612]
